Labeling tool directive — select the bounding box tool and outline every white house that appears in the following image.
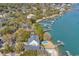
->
[27,14,35,19]
[24,32,40,50]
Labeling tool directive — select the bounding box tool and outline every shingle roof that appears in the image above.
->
[24,45,40,50]
[27,35,40,44]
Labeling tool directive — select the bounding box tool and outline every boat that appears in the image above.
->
[51,21,55,23]
[57,40,64,46]
[50,21,55,24]
[57,40,61,43]
[43,24,48,27]
[65,50,72,56]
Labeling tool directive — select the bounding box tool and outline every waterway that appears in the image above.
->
[40,4,79,56]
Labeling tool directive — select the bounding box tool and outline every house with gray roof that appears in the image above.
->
[27,32,40,46]
[24,45,40,50]
[25,32,40,50]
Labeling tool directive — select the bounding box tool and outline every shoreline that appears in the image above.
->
[37,14,62,56]
[36,7,72,23]
[43,32,59,56]
[36,14,60,23]
[38,8,72,56]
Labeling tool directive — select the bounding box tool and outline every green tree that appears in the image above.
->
[2,42,14,53]
[14,28,30,42]
[15,42,24,53]
[33,23,44,41]
[0,26,16,35]
[3,34,12,42]
[20,50,37,56]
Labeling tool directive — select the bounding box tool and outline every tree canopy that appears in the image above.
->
[14,28,30,42]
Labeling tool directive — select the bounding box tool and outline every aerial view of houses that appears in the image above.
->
[0,3,72,56]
